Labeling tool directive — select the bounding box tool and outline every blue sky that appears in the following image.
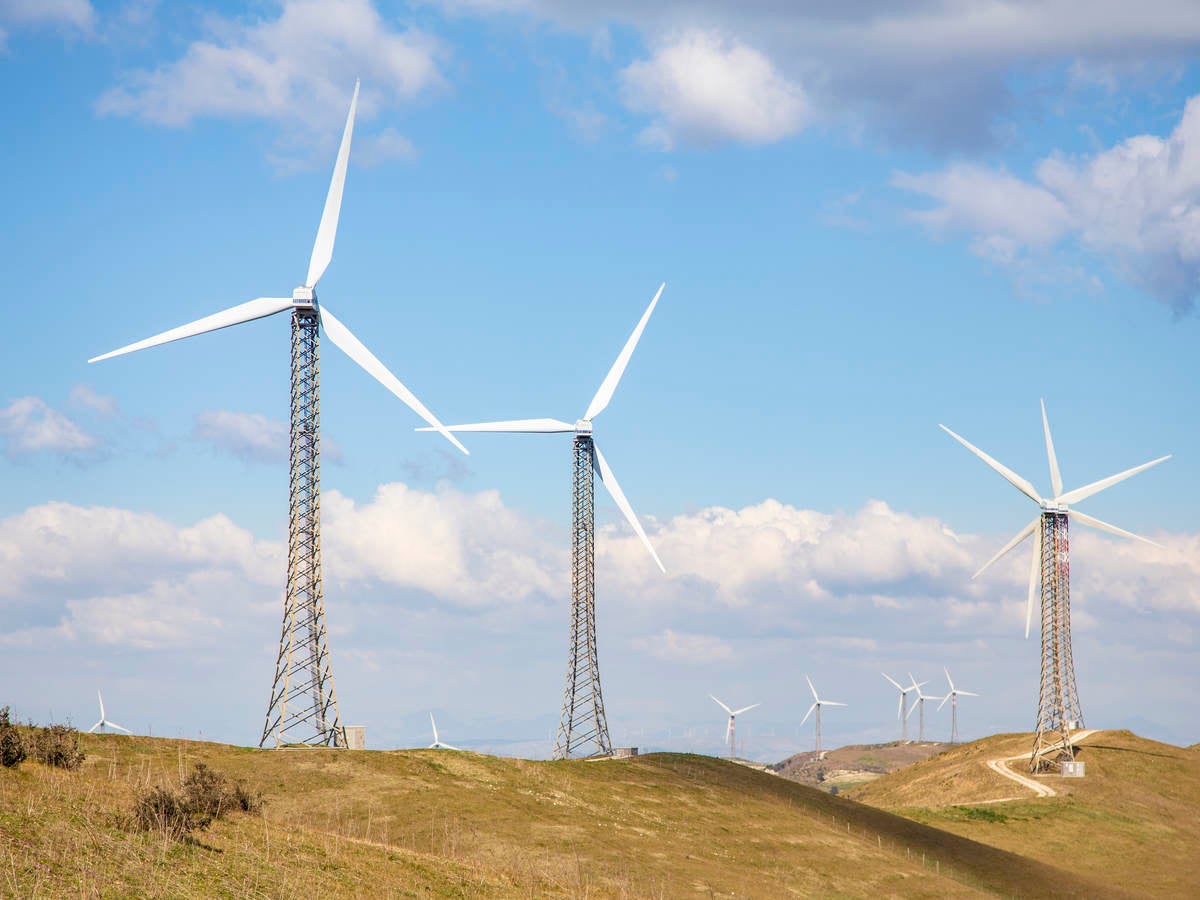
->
[2,0,1199,760]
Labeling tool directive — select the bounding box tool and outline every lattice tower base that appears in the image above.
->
[260,309,345,748]
[1030,511,1083,771]
[553,435,611,759]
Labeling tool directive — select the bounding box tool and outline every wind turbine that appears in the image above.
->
[941,400,1168,769]
[428,713,463,751]
[419,286,666,759]
[88,691,131,735]
[905,674,941,743]
[800,675,846,755]
[882,672,925,742]
[89,81,466,750]
[938,667,978,744]
[710,695,759,760]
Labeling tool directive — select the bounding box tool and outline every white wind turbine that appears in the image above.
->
[882,672,925,743]
[800,675,846,755]
[88,691,131,735]
[89,81,466,749]
[428,712,463,751]
[710,695,759,760]
[941,399,1168,768]
[905,674,941,743]
[421,286,666,760]
[938,667,978,744]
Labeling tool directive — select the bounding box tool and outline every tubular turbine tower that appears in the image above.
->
[941,401,1168,771]
[421,287,666,758]
[90,82,467,748]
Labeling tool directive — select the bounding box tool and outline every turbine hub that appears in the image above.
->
[574,419,593,437]
[292,286,316,308]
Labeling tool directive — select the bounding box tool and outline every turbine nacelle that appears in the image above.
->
[1039,500,1067,514]
[574,419,593,437]
[292,286,316,308]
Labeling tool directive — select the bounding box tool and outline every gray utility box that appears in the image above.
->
[611,747,639,758]
[343,725,366,750]
[1060,760,1086,777]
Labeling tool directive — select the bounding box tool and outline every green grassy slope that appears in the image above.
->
[850,730,1200,898]
[1,732,1122,898]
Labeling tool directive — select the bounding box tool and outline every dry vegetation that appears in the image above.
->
[850,730,1200,898]
[772,740,951,792]
[0,730,1120,898]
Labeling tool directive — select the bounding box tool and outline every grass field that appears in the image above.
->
[0,730,1121,898]
[850,730,1200,898]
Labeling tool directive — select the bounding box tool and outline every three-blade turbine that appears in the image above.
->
[88,690,131,735]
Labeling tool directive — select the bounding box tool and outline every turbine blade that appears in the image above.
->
[958,691,980,697]
[943,666,955,692]
[430,712,439,743]
[896,693,903,720]
[306,80,359,289]
[906,703,919,720]
[937,694,950,712]
[1041,399,1064,499]
[592,443,665,572]
[805,674,819,702]
[107,721,131,734]
[583,283,664,421]
[709,694,732,715]
[882,672,903,691]
[89,721,102,734]
[1069,509,1162,547]
[800,702,817,726]
[824,702,847,708]
[732,703,759,716]
[1026,523,1041,639]
[318,305,468,455]
[939,424,1042,504]
[89,297,294,363]
[973,517,1039,580]
[1057,456,1171,506]
[98,690,105,720]
[416,418,573,433]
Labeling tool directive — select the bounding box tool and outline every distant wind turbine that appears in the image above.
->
[88,691,131,735]
[710,695,759,760]
[882,672,925,743]
[800,676,846,755]
[938,667,978,744]
[905,674,942,743]
[428,713,463,751]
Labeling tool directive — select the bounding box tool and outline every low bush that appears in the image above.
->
[0,706,27,768]
[132,762,264,840]
[32,723,85,770]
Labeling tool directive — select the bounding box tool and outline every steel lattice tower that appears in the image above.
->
[553,435,612,759]
[1029,511,1083,771]
[260,311,345,748]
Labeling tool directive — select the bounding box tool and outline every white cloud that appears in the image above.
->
[0,397,98,459]
[355,127,418,166]
[68,383,119,417]
[633,629,734,662]
[895,94,1200,311]
[620,29,808,150]
[192,410,288,464]
[0,0,94,44]
[96,0,444,155]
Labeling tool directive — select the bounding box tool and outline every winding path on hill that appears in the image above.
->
[984,730,1099,800]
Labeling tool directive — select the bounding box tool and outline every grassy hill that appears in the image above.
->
[772,741,951,792]
[849,730,1200,898]
[0,731,1121,898]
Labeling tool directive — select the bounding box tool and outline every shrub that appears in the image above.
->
[32,723,85,770]
[133,763,263,840]
[0,706,27,768]
[134,786,195,840]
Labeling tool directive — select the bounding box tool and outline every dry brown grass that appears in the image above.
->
[850,730,1200,898]
[0,731,1123,898]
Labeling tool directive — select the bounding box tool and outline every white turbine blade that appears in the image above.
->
[805,674,820,702]
[97,690,105,720]
[1057,456,1171,506]
[800,702,817,727]
[306,80,359,289]
[1069,509,1162,547]
[943,666,956,693]
[896,693,903,720]
[709,694,732,715]
[906,703,919,720]
[882,672,903,691]
[89,297,294,363]
[1026,524,1041,639]
[937,694,950,712]
[416,418,573,433]
[89,721,102,734]
[583,283,664,421]
[318,305,468,455]
[824,701,847,708]
[939,424,1042,504]
[732,703,759,716]
[907,673,923,699]
[958,690,979,697]
[973,517,1039,580]
[107,721,131,734]
[592,443,665,573]
[430,712,439,744]
[1040,400,1064,499]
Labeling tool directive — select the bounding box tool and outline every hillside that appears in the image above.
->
[0,731,1121,898]
[850,730,1200,898]
[772,740,950,792]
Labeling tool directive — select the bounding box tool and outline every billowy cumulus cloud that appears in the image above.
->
[0,397,99,461]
